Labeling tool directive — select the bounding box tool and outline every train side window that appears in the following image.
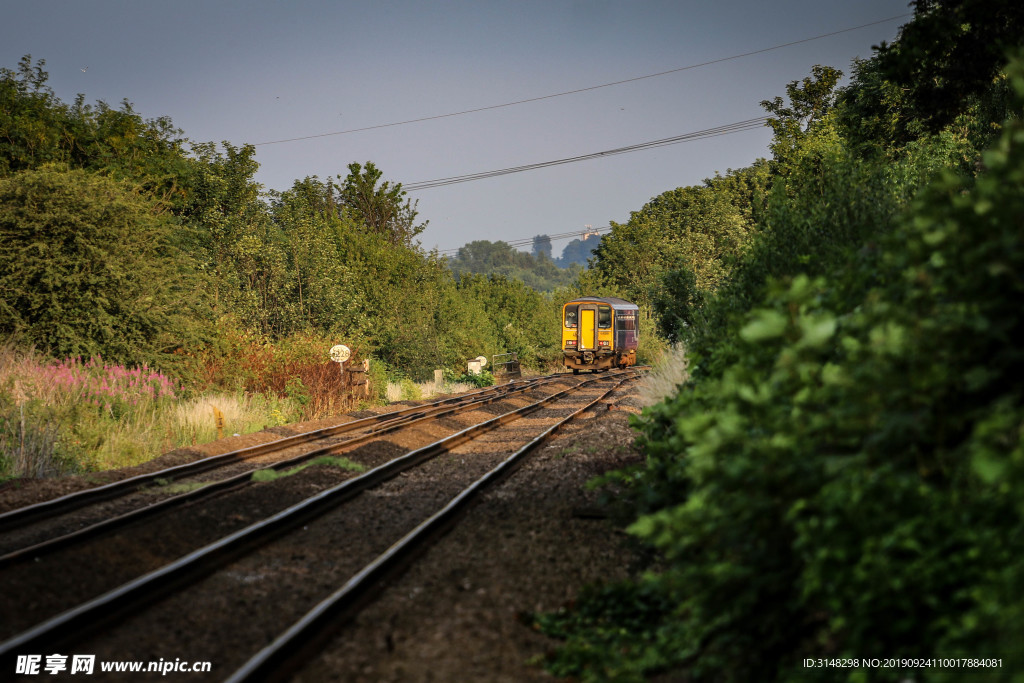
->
[598,306,612,329]
[564,308,577,328]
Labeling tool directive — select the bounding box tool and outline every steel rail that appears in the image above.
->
[0,375,564,532]
[0,371,629,665]
[227,372,639,682]
[0,373,572,567]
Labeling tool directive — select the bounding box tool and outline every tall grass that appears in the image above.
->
[385,379,475,403]
[0,329,407,479]
[171,393,296,446]
[0,399,65,478]
[636,343,690,406]
[0,347,304,478]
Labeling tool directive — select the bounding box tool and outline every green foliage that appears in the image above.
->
[761,65,844,169]
[0,165,207,367]
[0,391,77,479]
[870,0,1023,139]
[649,264,707,343]
[531,233,553,259]
[556,233,602,267]
[590,164,765,310]
[336,161,426,246]
[456,273,562,369]
[265,176,364,336]
[336,224,483,380]
[0,55,190,187]
[527,580,676,682]
[447,239,582,292]
[539,50,1024,683]
[443,368,495,388]
[396,377,422,401]
[688,109,977,381]
[364,356,390,403]
[251,455,364,482]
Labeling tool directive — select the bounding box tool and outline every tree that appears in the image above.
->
[0,56,65,174]
[337,162,426,246]
[179,141,266,312]
[557,234,601,267]
[590,170,758,308]
[447,239,580,292]
[0,166,206,364]
[531,233,552,260]
[449,240,519,276]
[650,263,707,343]
[0,55,190,194]
[871,0,1024,136]
[457,273,561,367]
[760,65,843,168]
[269,177,363,334]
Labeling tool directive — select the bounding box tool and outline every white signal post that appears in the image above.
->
[330,344,351,379]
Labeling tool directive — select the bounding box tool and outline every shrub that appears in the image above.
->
[443,368,495,388]
[0,165,206,368]
[538,53,1024,682]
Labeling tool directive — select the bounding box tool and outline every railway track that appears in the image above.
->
[0,374,569,564]
[0,375,561,530]
[0,369,641,678]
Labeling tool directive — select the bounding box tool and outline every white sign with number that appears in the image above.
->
[329,344,351,363]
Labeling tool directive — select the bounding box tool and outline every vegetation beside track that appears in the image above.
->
[0,56,610,477]
[531,5,1024,681]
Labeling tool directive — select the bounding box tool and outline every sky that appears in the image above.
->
[1,0,912,256]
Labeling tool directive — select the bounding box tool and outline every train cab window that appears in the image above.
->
[564,308,578,328]
[598,305,612,329]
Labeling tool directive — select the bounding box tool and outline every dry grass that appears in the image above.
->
[170,393,294,447]
[637,343,690,407]
[385,379,475,403]
[248,360,357,420]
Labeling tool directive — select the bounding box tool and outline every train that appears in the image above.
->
[561,297,639,374]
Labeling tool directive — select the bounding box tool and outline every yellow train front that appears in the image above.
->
[561,297,639,374]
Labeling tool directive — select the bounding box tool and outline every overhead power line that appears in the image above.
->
[252,14,908,147]
[404,117,768,192]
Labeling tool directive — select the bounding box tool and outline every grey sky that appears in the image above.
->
[1,0,910,255]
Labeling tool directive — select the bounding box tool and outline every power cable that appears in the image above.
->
[404,117,768,192]
[251,14,908,147]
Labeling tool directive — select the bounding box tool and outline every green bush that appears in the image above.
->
[398,377,422,401]
[0,165,207,368]
[538,53,1024,682]
[443,368,495,388]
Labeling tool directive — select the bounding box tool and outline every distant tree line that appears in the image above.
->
[446,232,601,292]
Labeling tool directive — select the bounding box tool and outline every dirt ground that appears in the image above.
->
[293,388,649,682]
